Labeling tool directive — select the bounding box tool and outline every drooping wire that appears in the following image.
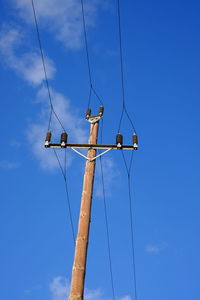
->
[80,0,92,88]
[80,0,104,108]
[121,150,138,300]
[31,0,75,244]
[31,0,66,132]
[99,120,115,300]
[117,0,136,133]
[53,149,75,243]
[91,85,104,106]
[117,5,138,297]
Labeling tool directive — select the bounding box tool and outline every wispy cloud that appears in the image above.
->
[0,25,55,85]
[95,157,120,198]
[10,139,21,148]
[27,87,87,170]
[24,284,42,295]
[0,25,87,170]
[49,276,131,300]
[13,0,101,49]
[0,160,21,169]
[0,0,103,170]
[146,242,168,254]
[50,277,69,300]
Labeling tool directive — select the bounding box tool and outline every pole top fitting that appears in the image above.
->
[85,106,104,124]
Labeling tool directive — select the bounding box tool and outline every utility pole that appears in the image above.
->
[68,121,98,300]
[44,107,138,300]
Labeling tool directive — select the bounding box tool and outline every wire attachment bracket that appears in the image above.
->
[86,115,102,124]
[86,106,104,123]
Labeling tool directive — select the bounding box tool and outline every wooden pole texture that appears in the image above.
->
[68,121,99,300]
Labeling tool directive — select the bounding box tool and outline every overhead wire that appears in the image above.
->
[99,120,115,300]
[121,151,138,300]
[31,0,66,132]
[31,0,75,244]
[91,85,104,106]
[117,1,138,299]
[80,0,104,108]
[117,0,136,134]
[80,0,92,88]
[81,1,114,295]
[32,0,137,298]
[80,0,114,285]
[53,150,76,243]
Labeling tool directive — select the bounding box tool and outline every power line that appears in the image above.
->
[99,120,115,300]
[99,156,115,300]
[80,0,92,88]
[117,0,136,133]
[53,149,75,243]
[80,0,104,108]
[31,0,66,132]
[121,151,138,300]
[91,85,104,106]
[32,1,137,296]
[116,5,138,296]
[117,0,126,108]
[31,0,75,244]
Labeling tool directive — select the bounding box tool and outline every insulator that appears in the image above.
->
[133,133,138,149]
[116,133,123,146]
[133,133,138,145]
[60,132,68,144]
[86,108,91,119]
[45,131,51,142]
[99,106,104,116]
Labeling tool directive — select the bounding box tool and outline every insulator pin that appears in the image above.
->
[60,132,68,146]
[133,133,138,149]
[45,131,51,146]
[99,106,104,116]
[116,133,123,147]
[86,108,91,119]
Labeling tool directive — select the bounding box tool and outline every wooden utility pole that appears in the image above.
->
[68,121,99,300]
[44,107,138,300]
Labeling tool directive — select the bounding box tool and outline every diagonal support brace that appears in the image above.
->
[71,148,112,161]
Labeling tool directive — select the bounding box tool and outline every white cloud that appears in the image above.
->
[49,276,131,300]
[0,24,87,170]
[10,140,21,148]
[146,242,168,254]
[95,157,120,198]
[27,87,87,170]
[0,24,88,171]
[0,0,103,170]
[13,0,101,49]
[0,160,21,169]
[24,284,42,295]
[0,25,55,85]
[50,277,69,300]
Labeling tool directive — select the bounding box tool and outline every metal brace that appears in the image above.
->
[71,147,112,161]
[86,113,103,124]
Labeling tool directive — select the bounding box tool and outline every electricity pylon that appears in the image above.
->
[45,107,138,300]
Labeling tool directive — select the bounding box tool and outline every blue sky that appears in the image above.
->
[1,0,200,300]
